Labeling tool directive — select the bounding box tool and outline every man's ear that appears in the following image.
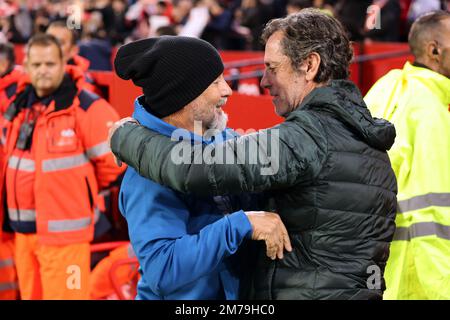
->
[304,52,321,81]
[426,41,440,62]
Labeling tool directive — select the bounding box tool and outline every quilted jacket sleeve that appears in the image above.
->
[111,112,327,196]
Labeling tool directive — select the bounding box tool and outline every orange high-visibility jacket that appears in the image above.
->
[69,55,101,96]
[0,66,25,239]
[0,66,125,244]
[71,55,90,73]
[0,66,24,115]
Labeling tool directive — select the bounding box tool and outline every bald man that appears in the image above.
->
[365,11,450,300]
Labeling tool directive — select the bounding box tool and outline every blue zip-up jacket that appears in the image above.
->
[119,97,253,300]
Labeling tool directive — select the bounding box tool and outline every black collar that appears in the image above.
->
[27,74,78,111]
[412,61,432,70]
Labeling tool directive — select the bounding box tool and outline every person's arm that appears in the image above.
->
[80,98,126,189]
[111,113,327,196]
[119,170,290,296]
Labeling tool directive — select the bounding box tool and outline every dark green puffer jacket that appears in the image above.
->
[112,80,397,300]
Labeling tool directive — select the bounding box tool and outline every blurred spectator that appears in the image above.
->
[12,1,33,42]
[238,0,274,50]
[109,0,135,45]
[79,10,113,70]
[0,3,27,43]
[398,0,413,42]
[171,0,194,27]
[148,1,173,37]
[125,10,151,42]
[178,0,210,38]
[32,7,51,35]
[312,0,334,15]
[0,41,23,114]
[408,0,441,23]
[363,0,401,42]
[286,0,313,15]
[272,0,288,18]
[334,0,372,41]
[201,0,242,49]
[46,21,85,69]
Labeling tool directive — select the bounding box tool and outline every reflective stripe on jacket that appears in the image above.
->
[365,61,450,299]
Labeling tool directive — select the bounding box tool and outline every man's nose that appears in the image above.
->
[260,71,270,88]
[37,65,48,73]
[221,80,232,97]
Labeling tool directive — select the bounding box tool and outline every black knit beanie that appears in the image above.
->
[114,36,224,118]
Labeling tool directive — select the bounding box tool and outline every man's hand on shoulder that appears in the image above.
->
[107,117,139,167]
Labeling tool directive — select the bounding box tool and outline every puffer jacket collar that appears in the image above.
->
[290,79,396,151]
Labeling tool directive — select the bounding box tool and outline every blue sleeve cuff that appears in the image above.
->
[227,210,253,240]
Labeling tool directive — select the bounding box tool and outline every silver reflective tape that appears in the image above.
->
[8,209,36,222]
[8,156,35,172]
[394,221,450,241]
[398,193,450,213]
[0,282,18,291]
[42,154,89,172]
[48,217,92,232]
[0,258,14,269]
[86,142,110,159]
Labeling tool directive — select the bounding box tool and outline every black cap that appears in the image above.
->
[114,36,224,118]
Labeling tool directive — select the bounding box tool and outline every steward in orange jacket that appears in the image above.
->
[0,43,22,300]
[0,66,23,115]
[1,34,125,300]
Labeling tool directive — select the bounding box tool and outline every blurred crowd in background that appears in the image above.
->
[1,0,449,69]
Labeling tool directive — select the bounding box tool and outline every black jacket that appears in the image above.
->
[111,80,397,299]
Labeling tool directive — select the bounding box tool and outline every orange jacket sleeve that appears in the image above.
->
[78,98,126,189]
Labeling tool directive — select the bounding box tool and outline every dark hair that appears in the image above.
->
[47,19,79,46]
[261,8,353,83]
[0,42,15,67]
[408,10,450,58]
[26,33,63,60]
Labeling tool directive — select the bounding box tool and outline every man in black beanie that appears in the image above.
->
[114,36,291,300]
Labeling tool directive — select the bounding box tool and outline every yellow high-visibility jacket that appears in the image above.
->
[365,61,450,299]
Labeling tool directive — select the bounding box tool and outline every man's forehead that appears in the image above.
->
[47,26,72,42]
[264,31,286,64]
[28,45,59,61]
[440,18,450,38]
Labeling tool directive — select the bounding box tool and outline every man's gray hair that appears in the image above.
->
[261,8,353,83]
